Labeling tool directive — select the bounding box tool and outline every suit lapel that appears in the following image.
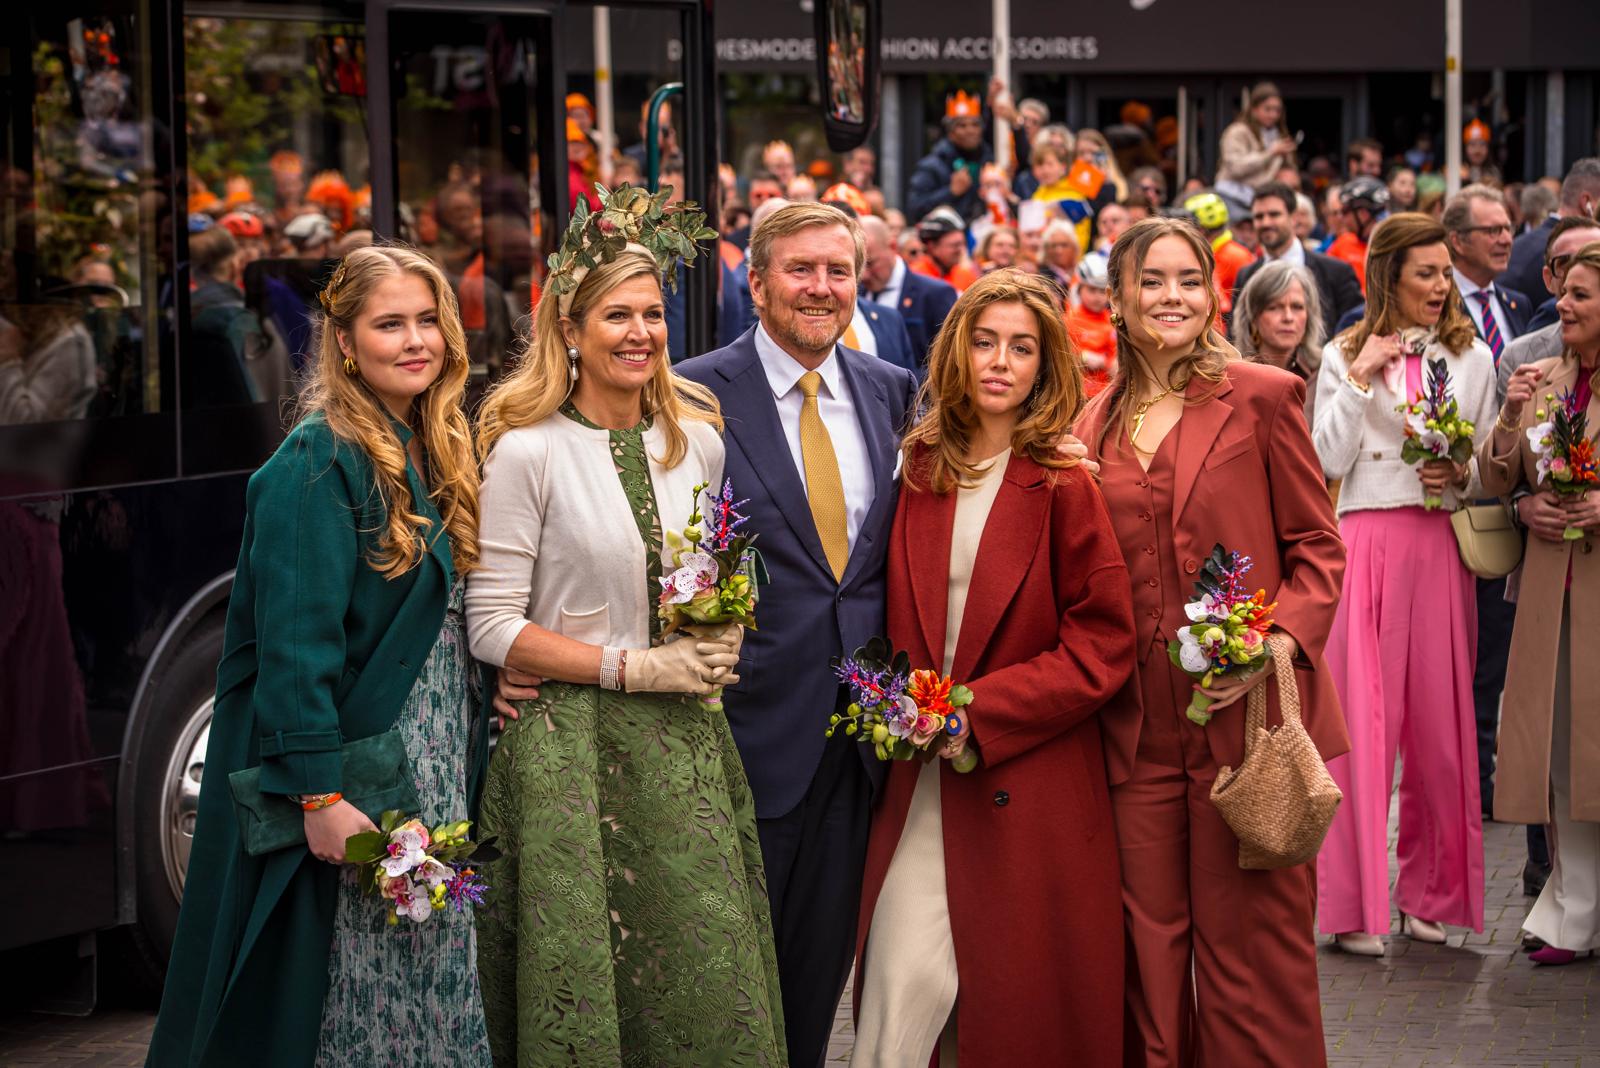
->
[951,455,1048,682]
[901,470,954,670]
[716,338,835,579]
[1172,374,1234,526]
[839,349,895,588]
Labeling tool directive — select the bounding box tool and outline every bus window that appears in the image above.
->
[178,11,370,475]
[1,10,172,491]
[385,10,557,391]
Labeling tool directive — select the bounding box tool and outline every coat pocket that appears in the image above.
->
[1202,432,1257,471]
[558,602,611,645]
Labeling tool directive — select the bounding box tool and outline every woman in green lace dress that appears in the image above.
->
[466,236,785,1066]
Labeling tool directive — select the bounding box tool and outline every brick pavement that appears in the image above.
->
[1,818,1592,1066]
[827,814,1599,1066]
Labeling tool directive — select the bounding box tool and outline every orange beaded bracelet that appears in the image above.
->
[299,791,344,812]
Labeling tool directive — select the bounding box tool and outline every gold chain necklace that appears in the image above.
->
[1129,384,1178,451]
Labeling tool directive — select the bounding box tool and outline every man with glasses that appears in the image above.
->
[1443,183,1546,899]
[1498,158,1600,311]
[1130,166,1167,210]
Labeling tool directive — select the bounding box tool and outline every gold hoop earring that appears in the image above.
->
[1109,309,1123,327]
[342,355,357,376]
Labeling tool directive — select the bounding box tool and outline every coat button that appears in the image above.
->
[1146,577,1159,588]
[993,790,1009,807]
[1144,545,1156,555]
[1184,559,1198,574]
[1148,608,1161,619]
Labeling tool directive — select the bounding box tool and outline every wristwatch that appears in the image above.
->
[1508,486,1533,530]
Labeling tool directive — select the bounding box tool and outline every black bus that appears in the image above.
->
[2,0,875,1004]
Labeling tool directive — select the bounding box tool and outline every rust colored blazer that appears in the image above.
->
[855,450,1137,1067]
[1074,360,1351,784]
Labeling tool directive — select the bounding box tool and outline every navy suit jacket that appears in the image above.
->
[876,268,958,371]
[859,297,918,374]
[676,328,920,818]
[1498,216,1554,312]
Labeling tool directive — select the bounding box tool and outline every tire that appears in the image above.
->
[122,613,224,994]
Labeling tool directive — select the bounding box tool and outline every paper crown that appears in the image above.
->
[546,184,718,315]
[946,91,982,120]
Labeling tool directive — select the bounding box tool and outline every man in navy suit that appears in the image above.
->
[1443,184,1550,893]
[849,295,919,373]
[860,214,957,370]
[676,203,919,1068]
[1497,158,1600,307]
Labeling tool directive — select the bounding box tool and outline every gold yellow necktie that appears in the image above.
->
[797,370,849,582]
[842,322,862,349]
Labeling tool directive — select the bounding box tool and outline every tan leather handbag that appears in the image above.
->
[1450,503,1523,579]
[1209,635,1342,870]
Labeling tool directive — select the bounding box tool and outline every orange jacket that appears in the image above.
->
[910,254,980,294]
[1066,305,1117,397]
[1211,237,1255,316]
[1326,233,1368,294]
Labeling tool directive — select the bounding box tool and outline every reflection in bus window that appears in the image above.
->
[3,14,161,430]
[181,15,369,394]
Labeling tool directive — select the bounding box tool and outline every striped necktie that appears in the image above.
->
[1472,290,1504,365]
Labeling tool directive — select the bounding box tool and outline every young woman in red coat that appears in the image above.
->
[1074,216,1348,1067]
[850,269,1138,1067]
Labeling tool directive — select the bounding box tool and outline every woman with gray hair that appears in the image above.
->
[1232,260,1325,423]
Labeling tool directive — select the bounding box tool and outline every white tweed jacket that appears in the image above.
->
[1312,334,1500,516]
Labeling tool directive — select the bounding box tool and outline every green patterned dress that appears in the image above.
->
[474,406,785,1067]
[314,579,492,1067]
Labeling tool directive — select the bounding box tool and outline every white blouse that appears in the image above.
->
[465,413,725,666]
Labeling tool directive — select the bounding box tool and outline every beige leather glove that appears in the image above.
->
[685,623,744,660]
[626,637,741,695]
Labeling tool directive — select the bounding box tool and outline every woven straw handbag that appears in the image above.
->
[1209,635,1342,870]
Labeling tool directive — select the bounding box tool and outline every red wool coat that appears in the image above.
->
[854,450,1137,1067]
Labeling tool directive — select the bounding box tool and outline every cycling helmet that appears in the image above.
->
[1340,176,1391,212]
[1077,252,1110,289]
[917,206,967,241]
[1183,192,1230,231]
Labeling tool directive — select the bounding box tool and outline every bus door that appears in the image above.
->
[364,1,561,394]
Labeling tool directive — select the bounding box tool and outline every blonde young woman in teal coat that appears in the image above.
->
[147,246,490,1067]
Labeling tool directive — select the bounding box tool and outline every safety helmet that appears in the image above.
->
[1076,252,1110,289]
[821,183,870,216]
[1340,176,1391,212]
[1463,119,1490,144]
[1183,192,1230,231]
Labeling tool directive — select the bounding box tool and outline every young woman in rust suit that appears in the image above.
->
[850,269,1138,1067]
[1074,216,1349,1067]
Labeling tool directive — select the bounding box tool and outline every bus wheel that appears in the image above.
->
[125,615,223,992]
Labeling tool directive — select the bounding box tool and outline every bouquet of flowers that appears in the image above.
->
[343,811,498,926]
[826,636,978,773]
[1169,544,1279,725]
[658,479,762,711]
[1395,357,1477,509]
[1528,387,1600,540]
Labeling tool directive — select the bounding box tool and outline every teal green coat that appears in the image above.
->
[147,415,488,1067]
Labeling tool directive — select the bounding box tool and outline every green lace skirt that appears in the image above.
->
[474,682,785,1067]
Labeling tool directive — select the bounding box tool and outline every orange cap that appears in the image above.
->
[223,174,255,208]
[566,92,594,114]
[1464,119,1490,144]
[1121,101,1153,128]
[821,183,869,215]
[946,90,982,120]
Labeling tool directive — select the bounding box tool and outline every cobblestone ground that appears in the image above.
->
[1,818,1592,1065]
[828,814,1599,1066]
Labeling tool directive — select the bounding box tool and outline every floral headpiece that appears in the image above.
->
[546,183,718,315]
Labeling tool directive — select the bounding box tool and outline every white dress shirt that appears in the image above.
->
[754,322,875,551]
[1263,237,1307,266]
[846,301,879,357]
[1453,267,1514,347]
[871,256,908,312]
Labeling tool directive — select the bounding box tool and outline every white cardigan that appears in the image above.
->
[1312,334,1499,516]
[465,413,724,666]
